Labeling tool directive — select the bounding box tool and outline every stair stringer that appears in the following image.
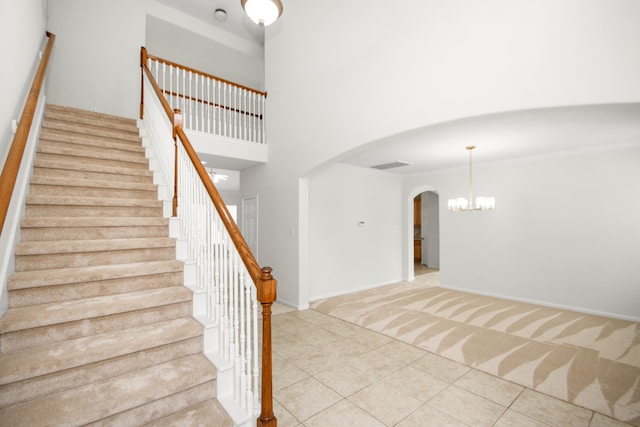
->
[0,92,47,319]
[139,119,255,427]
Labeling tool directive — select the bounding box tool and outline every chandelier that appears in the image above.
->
[448,146,495,211]
[241,0,283,26]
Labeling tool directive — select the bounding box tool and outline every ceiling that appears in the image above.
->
[153,0,264,45]
[340,103,640,174]
[151,2,640,180]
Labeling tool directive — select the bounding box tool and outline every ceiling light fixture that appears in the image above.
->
[207,168,229,184]
[448,146,495,212]
[240,0,283,26]
[214,9,227,22]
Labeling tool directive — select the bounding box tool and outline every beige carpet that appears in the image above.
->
[311,272,640,426]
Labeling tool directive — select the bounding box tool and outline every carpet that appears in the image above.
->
[311,272,640,426]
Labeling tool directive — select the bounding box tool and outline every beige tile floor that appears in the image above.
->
[269,301,633,427]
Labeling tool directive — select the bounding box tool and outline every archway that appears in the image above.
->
[408,185,440,281]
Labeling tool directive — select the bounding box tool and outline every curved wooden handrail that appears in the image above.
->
[142,47,266,286]
[141,47,277,426]
[147,52,267,97]
[175,125,266,283]
[0,31,55,235]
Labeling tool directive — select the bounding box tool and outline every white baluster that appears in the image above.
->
[252,292,259,414]
[233,86,238,139]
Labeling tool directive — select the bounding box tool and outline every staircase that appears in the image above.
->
[0,105,233,426]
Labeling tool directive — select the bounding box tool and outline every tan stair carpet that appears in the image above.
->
[311,272,640,426]
[0,104,233,426]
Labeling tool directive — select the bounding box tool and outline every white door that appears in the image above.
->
[242,196,258,257]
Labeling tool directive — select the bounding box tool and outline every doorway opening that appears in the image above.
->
[413,190,440,277]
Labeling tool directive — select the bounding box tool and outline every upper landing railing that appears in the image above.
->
[141,48,267,144]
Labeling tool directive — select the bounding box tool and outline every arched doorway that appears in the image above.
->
[409,187,440,279]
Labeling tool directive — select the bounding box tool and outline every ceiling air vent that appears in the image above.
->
[370,161,411,170]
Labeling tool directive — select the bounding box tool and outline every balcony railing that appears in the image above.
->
[142,49,267,144]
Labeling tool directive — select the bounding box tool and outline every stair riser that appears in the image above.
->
[39,139,146,161]
[32,167,153,184]
[29,184,157,200]
[0,301,192,352]
[40,129,142,150]
[43,121,141,144]
[21,225,169,242]
[34,157,152,178]
[26,205,163,217]
[45,106,137,128]
[33,167,153,184]
[15,247,176,271]
[35,151,148,170]
[91,380,216,427]
[9,272,183,307]
[0,336,203,408]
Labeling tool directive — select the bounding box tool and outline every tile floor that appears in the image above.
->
[269,304,633,427]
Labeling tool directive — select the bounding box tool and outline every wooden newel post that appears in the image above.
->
[257,266,277,427]
[140,47,147,120]
[172,109,182,217]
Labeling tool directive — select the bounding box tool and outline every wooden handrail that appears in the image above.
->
[0,31,55,235]
[161,89,264,120]
[147,52,267,97]
[141,47,277,427]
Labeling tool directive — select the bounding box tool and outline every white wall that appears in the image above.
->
[246,0,640,308]
[306,163,403,303]
[0,0,47,166]
[145,15,264,91]
[0,0,48,316]
[46,0,147,118]
[405,145,640,320]
[46,0,263,119]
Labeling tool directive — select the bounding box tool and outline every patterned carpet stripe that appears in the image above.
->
[311,273,640,425]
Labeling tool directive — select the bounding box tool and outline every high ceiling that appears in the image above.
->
[339,103,640,174]
[153,1,640,178]
[153,0,264,45]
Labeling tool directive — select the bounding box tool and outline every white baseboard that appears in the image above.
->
[308,278,403,304]
[441,283,640,323]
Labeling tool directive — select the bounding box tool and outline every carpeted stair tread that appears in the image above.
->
[0,337,203,409]
[0,287,193,333]
[40,129,145,153]
[8,260,183,290]
[38,140,147,164]
[29,175,157,192]
[46,104,137,127]
[43,119,141,143]
[30,175,157,192]
[0,354,217,427]
[149,399,234,427]
[15,237,175,256]
[26,194,163,208]
[21,216,169,228]
[33,158,153,180]
[0,317,203,385]
[20,218,170,241]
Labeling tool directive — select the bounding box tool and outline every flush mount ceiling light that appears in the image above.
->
[214,8,227,22]
[241,0,283,26]
[448,146,495,212]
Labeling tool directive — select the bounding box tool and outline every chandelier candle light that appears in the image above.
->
[448,146,496,211]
